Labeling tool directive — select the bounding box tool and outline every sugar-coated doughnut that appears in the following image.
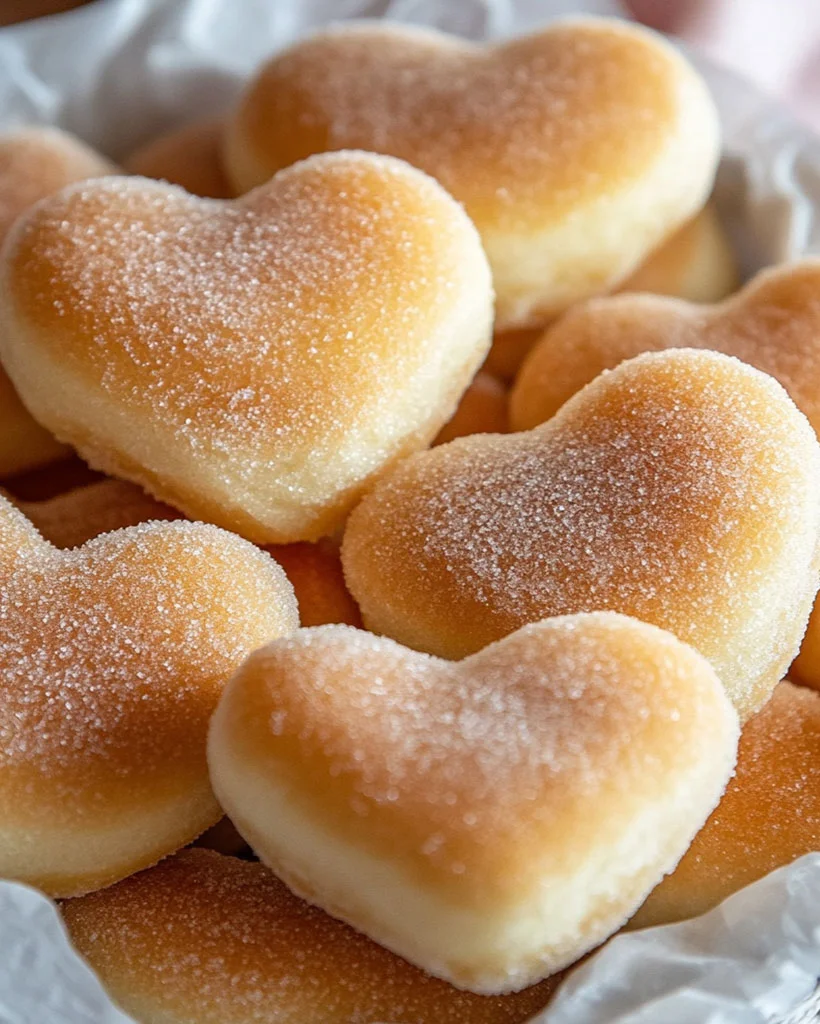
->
[124,118,233,199]
[9,478,180,549]
[267,540,362,627]
[63,849,561,1023]
[618,204,738,303]
[0,128,115,477]
[485,205,738,383]
[434,371,508,445]
[631,681,820,928]
[343,350,820,721]
[0,151,492,543]
[511,259,820,433]
[0,493,297,897]
[224,19,719,330]
[208,614,738,993]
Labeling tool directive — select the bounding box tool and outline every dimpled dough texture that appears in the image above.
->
[343,350,820,721]
[0,493,297,897]
[208,615,738,994]
[0,151,492,544]
[224,18,720,329]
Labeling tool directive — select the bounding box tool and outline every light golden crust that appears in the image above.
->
[267,540,362,628]
[0,127,115,476]
[0,152,492,543]
[124,118,233,199]
[631,682,820,928]
[225,19,719,328]
[62,849,560,1024]
[343,350,820,721]
[618,204,739,303]
[0,494,297,897]
[12,478,181,548]
[208,614,738,992]
[510,259,820,433]
[434,371,508,445]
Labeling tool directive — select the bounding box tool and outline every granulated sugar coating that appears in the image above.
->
[343,350,820,721]
[0,151,492,543]
[0,127,113,478]
[631,681,820,927]
[62,849,561,1024]
[208,616,737,991]
[511,259,820,432]
[0,494,297,897]
[224,19,720,326]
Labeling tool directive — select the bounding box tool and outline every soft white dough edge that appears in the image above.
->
[207,681,738,994]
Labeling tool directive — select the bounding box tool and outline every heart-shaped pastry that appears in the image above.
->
[124,118,233,199]
[0,128,115,477]
[224,19,719,329]
[63,849,561,1023]
[208,614,738,993]
[630,681,820,929]
[343,350,820,721]
[511,260,820,432]
[0,151,492,543]
[0,493,297,897]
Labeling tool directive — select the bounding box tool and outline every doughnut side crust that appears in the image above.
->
[62,849,560,1024]
[0,154,493,543]
[208,615,738,993]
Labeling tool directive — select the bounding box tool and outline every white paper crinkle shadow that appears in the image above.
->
[0,880,134,1024]
[0,2,819,1023]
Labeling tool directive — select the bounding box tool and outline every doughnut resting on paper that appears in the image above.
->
[124,118,233,199]
[223,18,720,329]
[0,151,492,543]
[0,127,115,477]
[208,615,738,993]
[343,350,820,721]
[62,849,561,1023]
[511,259,820,433]
[0,493,297,897]
[631,681,820,928]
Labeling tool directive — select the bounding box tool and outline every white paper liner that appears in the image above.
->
[0,2,818,1022]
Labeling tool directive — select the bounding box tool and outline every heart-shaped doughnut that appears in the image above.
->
[208,614,738,993]
[224,19,719,329]
[124,118,233,199]
[0,151,492,543]
[511,260,820,432]
[630,681,820,928]
[343,350,820,721]
[0,128,114,477]
[0,493,296,897]
[63,849,561,1023]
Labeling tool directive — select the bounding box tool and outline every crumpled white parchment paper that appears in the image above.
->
[0,2,818,1022]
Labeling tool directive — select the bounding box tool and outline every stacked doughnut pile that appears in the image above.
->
[0,16,818,1024]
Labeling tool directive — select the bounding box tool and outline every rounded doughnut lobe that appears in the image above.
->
[208,615,738,993]
[0,152,492,543]
[224,19,720,329]
[63,849,560,1024]
[0,495,297,897]
[631,681,820,928]
[511,259,820,433]
[343,350,820,721]
[10,478,181,549]
[618,204,738,303]
[435,371,508,445]
[0,128,115,477]
[267,540,362,627]
[124,118,233,199]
